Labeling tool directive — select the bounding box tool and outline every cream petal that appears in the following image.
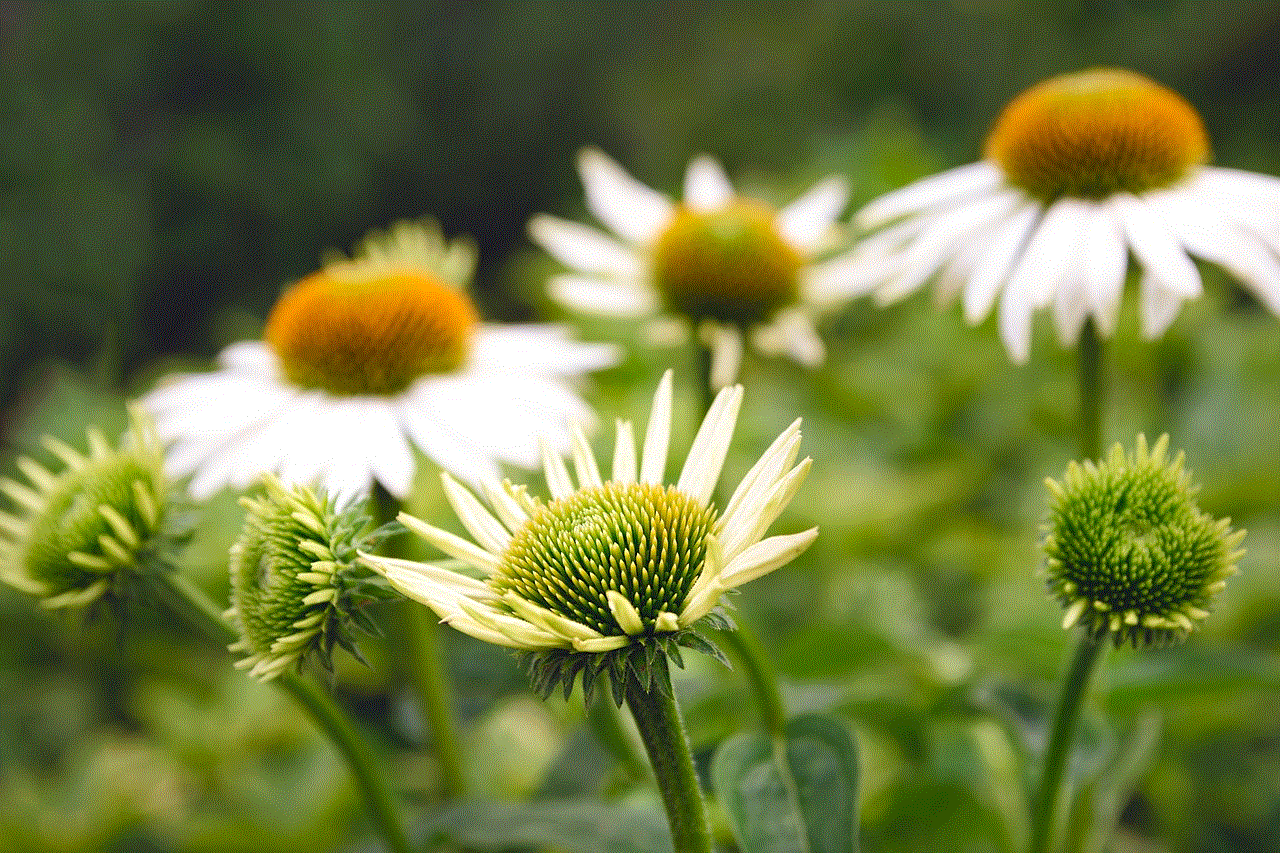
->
[578,147,674,244]
[684,154,735,211]
[481,480,530,534]
[718,457,811,563]
[540,439,575,500]
[855,162,1004,229]
[776,176,849,252]
[676,383,743,507]
[569,423,604,490]
[527,214,642,277]
[719,528,819,588]
[398,512,503,575]
[440,472,511,555]
[639,370,674,484]
[719,419,802,526]
[612,419,638,484]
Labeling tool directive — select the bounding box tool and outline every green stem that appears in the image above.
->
[145,571,413,853]
[624,667,714,853]
[372,485,469,799]
[1078,319,1104,462]
[1028,631,1108,853]
[693,339,789,737]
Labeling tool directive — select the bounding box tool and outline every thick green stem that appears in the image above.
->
[1029,631,1108,853]
[372,485,469,799]
[693,339,789,736]
[1078,319,1104,462]
[145,571,413,853]
[624,670,714,853]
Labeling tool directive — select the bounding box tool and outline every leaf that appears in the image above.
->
[1063,710,1163,853]
[422,799,673,853]
[712,713,860,853]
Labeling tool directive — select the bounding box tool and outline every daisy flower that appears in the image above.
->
[144,220,619,502]
[825,68,1280,362]
[529,149,850,387]
[362,371,816,703]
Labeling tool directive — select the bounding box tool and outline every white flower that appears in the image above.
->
[530,149,849,387]
[143,220,619,502]
[362,370,816,654]
[822,68,1280,362]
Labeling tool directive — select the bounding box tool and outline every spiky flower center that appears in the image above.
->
[21,454,163,594]
[985,68,1209,202]
[1044,437,1241,647]
[265,268,479,396]
[493,482,717,636]
[650,199,803,328]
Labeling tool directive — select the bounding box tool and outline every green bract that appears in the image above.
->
[227,476,394,680]
[1043,434,1244,648]
[0,410,180,610]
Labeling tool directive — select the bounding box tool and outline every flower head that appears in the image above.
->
[1043,434,1244,648]
[227,475,394,681]
[0,410,182,609]
[825,68,1280,362]
[144,219,618,501]
[363,371,816,704]
[530,149,850,387]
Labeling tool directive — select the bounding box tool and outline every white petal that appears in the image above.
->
[962,202,1040,324]
[440,472,511,555]
[549,275,658,317]
[1080,201,1129,335]
[676,384,743,507]
[1193,167,1280,235]
[750,309,825,367]
[1151,190,1280,314]
[398,388,502,488]
[639,370,674,484]
[776,176,849,252]
[855,162,1004,229]
[683,155,734,211]
[873,189,1022,305]
[1007,198,1092,310]
[1114,193,1201,299]
[217,340,279,373]
[468,324,621,375]
[354,399,416,499]
[578,147,674,244]
[527,214,642,277]
[612,420,637,485]
[997,266,1038,364]
[804,219,920,304]
[1052,277,1090,347]
[1139,274,1187,339]
[719,528,819,588]
[700,322,743,390]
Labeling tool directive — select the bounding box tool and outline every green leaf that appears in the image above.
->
[1063,710,1163,853]
[422,799,673,853]
[712,713,860,853]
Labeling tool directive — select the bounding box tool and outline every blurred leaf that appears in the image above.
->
[712,713,860,853]
[421,799,673,853]
[1105,646,1280,710]
[1064,710,1163,853]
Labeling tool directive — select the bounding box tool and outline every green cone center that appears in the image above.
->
[650,199,802,328]
[493,482,717,635]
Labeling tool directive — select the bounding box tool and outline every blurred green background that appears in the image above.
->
[3,2,1279,852]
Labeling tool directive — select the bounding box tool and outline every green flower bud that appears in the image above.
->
[227,476,393,681]
[1043,434,1244,648]
[0,409,181,610]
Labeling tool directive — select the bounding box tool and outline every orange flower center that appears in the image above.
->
[985,68,1209,202]
[265,268,478,396]
[650,199,802,328]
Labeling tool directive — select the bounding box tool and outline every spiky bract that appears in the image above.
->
[1044,434,1244,648]
[227,475,395,680]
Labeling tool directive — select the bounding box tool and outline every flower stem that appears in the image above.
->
[692,339,789,737]
[144,571,414,853]
[624,666,714,853]
[1028,630,1108,853]
[372,485,469,799]
[1078,318,1105,461]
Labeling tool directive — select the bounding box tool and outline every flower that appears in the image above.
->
[144,219,619,502]
[362,371,816,703]
[227,475,393,681]
[530,148,850,387]
[0,409,182,609]
[825,68,1280,362]
[1043,434,1244,648]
